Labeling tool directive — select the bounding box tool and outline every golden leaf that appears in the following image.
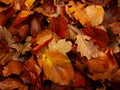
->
[25,0,35,9]
[42,51,74,85]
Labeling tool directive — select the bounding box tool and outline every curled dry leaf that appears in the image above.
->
[0,78,28,90]
[42,51,74,85]
[48,39,72,54]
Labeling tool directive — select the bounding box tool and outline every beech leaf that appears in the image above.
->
[42,51,74,85]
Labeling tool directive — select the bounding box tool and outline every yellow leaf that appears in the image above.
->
[25,0,35,9]
[42,51,74,85]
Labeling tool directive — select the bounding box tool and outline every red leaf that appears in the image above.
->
[50,15,68,38]
[82,27,110,48]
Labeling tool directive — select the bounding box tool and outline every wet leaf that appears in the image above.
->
[42,51,74,85]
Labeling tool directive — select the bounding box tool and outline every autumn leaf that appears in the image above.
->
[65,1,90,26]
[42,51,74,85]
[49,15,68,38]
[86,48,118,81]
[82,27,110,48]
[13,11,32,27]
[85,5,104,26]
[0,0,13,5]
[3,61,22,76]
[75,32,101,59]
[25,0,35,9]
[48,39,72,54]
[0,78,28,90]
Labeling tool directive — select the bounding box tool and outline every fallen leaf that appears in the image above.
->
[0,0,13,5]
[49,15,68,38]
[42,51,74,85]
[48,39,72,54]
[75,32,101,59]
[85,5,104,26]
[25,0,35,9]
[3,61,22,76]
[0,78,28,90]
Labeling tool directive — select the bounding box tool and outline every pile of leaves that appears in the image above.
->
[0,0,120,89]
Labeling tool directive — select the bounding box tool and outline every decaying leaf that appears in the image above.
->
[42,51,74,85]
[48,39,72,54]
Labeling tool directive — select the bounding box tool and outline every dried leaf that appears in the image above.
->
[82,27,110,48]
[87,48,118,81]
[71,71,86,87]
[13,11,32,27]
[85,5,104,26]
[0,78,28,90]
[50,15,68,38]
[42,0,56,14]
[75,32,101,59]
[65,1,90,26]
[3,61,22,76]
[25,0,35,9]
[48,39,72,54]
[42,51,74,85]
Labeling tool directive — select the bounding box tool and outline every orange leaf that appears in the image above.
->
[3,61,22,76]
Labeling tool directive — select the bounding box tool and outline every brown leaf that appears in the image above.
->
[0,78,28,90]
[50,15,68,38]
[21,56,42,84]
[103,7,120,24]
[109,22,120,34]
[3,61,23,76]
[86,48,118,81]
